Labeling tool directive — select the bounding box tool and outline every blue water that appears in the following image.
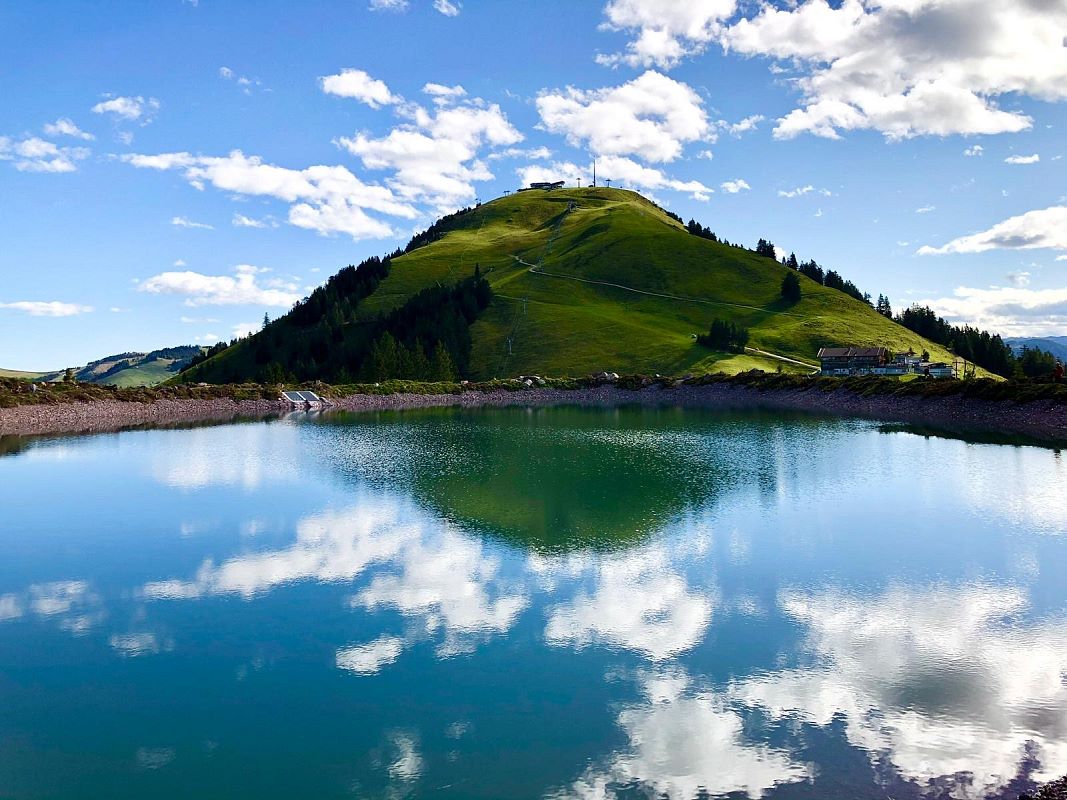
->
[0,406,1065,799]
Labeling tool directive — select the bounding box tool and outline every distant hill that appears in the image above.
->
[179,187,971,384]
[20,346,203,387]
[1006,337,1067,362]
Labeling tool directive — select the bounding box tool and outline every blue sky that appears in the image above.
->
[2,0,1066,370]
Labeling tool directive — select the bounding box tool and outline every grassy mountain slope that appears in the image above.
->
[183,187,968,383]
[15,346,203,387]
[358,187,964,378]
[0,368,48,380]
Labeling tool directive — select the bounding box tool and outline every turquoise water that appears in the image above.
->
[1,406,1066,799]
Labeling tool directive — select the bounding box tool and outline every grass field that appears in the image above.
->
[0,369,47,380]
[357,187,973,379]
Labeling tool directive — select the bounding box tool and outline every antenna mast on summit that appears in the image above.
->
[592,158,596,188]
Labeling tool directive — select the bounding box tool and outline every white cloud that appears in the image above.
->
[919,205,1067,255]
[778,184,831,198]
[336,636,405,674]
[355,527,528,658]
[91,95,160,123]
[719,114,764,136]
[722,0,1066,140]
[0,301,94,317]
[422,82,466,102]
[320,68,398,108]
[138,264,302,307]
[171,215,214,230]
[964,144,984,157]
[720,178,750,194]
[544,547,711,661]
[1005,153,1040,164]
[231,321,259,338]
[219,66,263,94]
[123,149,414,240]
[915,205,936,214]
[369,0,408,10]
[556,670,809,799]
[518,156,712,200]
[536,71,711,163]
[0,136,90,173]
[232,213,276,229]
[917,284,1067,336]
[597,0,737,68]
[1006,270,1031,288]
[732,583,1067,795]
[488,146,553,161]
[337,97,522,210]
[42,118,94,140]
[432,0,460,16]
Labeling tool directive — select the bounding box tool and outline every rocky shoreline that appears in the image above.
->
[2,383,1066,444]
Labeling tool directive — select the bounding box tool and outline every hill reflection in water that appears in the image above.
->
[0,407,1065,798]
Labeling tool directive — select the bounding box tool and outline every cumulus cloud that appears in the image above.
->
[517,156,712,200]
[91,95,160,123]
[171,215,214,230]
[919,205,1067,255]
[917,284,1067,337]
[722,0,1064,140]
[42,118,94,140]
[488,146,553,161]
[138,264,302,307]
[0,136,90,173]
[556,670,809,799]
[597,0,737,68]
[545,547,712,661]
[732,583,1067,795]
[123,149,414,240]
[536,71,711,163]
[1005,153,1040,164]
[336,95,522,210]
[720,178,750,193]
[0,301,94,317]
[964,144,984,157]
[915,205,936,214]
[422,82,466,102]
[369,0,409,10]
[320,68,398,109]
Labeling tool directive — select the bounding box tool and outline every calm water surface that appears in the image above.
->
[1,406,1066,799]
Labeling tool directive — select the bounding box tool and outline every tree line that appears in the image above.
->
[697,319,750,353]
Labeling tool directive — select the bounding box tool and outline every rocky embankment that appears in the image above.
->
[0,397,284,437]
[4,382,1065,444]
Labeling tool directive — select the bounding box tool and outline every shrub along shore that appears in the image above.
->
[1,373,1066,443]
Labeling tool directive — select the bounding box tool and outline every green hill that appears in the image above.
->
[179,187,969,383]
[10,346,203,387]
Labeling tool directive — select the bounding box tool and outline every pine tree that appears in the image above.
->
[368,333,400,381]
[431,346,457,381]
[781,271,801,303]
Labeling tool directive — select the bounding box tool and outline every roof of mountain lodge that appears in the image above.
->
[817,347,890,359]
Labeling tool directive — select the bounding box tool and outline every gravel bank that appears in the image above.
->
[0,397,285,437]
[2,384,1065,443]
